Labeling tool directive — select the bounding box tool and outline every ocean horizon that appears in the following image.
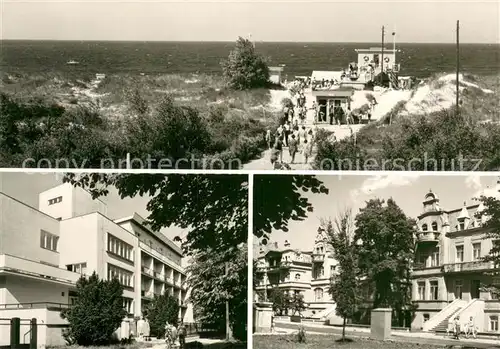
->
[1,40,499,78]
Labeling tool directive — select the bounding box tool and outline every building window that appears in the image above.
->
[422,224,428,232]
[473,243,481,261]
[490,316,499,332]
[107,234,134,262]
[454,280,463,299]
[431,247,440,267]
[295,273,301,281]
[314,288,323,301]
[107,264,133,288]
[417,282,426,300]
[456,245,464,263]
[123,298,133,314]
[67,263,87,275]
[430,281,439,300]
[40,230,58,252]
[48,196,63,205]
[431,222,438,231]
[423,314,430,322]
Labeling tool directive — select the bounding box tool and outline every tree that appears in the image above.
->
[354,198,415,324]
[146,293,181,338]
[268,288,291,316]
[290,292,307,316]
[186,245,247,341]
[61,272,126,345]
[221,37,270,90]
[324,211,360,341]
[477,194,500,298]
[253,175,329,242]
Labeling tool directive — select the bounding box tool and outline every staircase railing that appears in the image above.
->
[387,71,399,90]
[421,299,466,331]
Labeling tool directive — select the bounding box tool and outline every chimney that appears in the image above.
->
[284,240,290,248]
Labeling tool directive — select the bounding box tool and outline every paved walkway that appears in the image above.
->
[148,336,225,349]
[270,321,500,348]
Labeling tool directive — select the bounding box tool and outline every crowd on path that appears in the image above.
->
[265,88,321,169]
[136,317,187,349]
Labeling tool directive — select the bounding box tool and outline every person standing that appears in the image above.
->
[274,136,283,163]
[302,139,313,164]
[466,316,477,339]
[283,121,291,147]
[265,130,272,149]
[453,317,461,340]
[177,322,187,349]
[288,134,298,164]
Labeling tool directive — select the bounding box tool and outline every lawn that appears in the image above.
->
[253,335,443,349]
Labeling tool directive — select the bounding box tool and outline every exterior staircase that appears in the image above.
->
[431,307,463,332]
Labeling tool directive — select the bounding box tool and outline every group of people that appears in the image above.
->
[266,124,316,167]
[164,321,187,349]
[449,316,478,340]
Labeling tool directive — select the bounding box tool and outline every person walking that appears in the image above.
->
[177,322,187,349]
[465,316,477,339]
[288,134,298,164]
[283,121,291,147]
[274,136,283,163]
[302,139,313,164]
[265,129,272,149]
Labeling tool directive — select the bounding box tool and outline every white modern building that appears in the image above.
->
[0,182,189,347]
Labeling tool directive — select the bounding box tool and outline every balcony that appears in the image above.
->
[0,254,80,285]
[312,254,325,263]
[141,266,154,277]
[442,261,496,273]
[153,271,164,280]
[0,302,70,311]
[141,291,155,299]
[416,231,440,243]
[139,241,183,273]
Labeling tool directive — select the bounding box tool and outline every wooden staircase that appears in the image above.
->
[432,307,463,333]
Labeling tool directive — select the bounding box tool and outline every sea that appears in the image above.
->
[1,40,499,79]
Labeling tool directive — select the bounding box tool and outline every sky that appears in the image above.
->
[1,0,499,43]
[255,174,500,254]
[0,172,187,243]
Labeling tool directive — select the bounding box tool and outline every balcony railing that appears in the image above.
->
[139,241,184,273]
[141,266,153,276]
[442,261,496,273]
[154,271,163,279]
[416,232,440,243]
[142,291,155,298]
[312,254,325,262]
[0,302,70,311]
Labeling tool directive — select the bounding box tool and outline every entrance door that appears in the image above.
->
[318,99,327,123]
[471,280,481,299]
[454,280,463,299]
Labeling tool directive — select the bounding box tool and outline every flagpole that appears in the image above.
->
[393,26,396,67]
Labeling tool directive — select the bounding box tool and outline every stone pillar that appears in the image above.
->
[253,302,273,333]
[370,308,392,340]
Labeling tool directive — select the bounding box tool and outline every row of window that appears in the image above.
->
[417,279,498,301]
[40,230,59,252]
[108,264,134,288]
[107,234,134,262]
[48,196,63,205]
[417,241,495,267]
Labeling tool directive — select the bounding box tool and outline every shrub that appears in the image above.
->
[61,272,126,345]
[146,293,180,338]
[221,37,270,90]
[296,325,306,343]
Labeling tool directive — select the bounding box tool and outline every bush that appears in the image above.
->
[221,37,270,90]
[146,293,180,338]
[61,272,126,345]
[296,325,306,343]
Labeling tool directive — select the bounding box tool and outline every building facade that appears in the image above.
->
[255,229,338,319]
[0,183,189,346]
[412,187,500,334]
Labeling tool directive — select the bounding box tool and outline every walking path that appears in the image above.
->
[267,321,500,348]
[149,336,225,349]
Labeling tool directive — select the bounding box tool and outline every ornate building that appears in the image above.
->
[255,229,338,319]
[412,183,500,334]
